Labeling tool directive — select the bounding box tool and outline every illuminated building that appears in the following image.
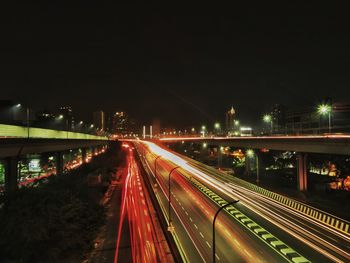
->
[93,110,105,131]
[225,106,239,135]
[271,104,286,134]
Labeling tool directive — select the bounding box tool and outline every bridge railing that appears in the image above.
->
[0,124,108,140]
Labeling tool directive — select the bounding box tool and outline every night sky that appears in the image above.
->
[1,3,350,128]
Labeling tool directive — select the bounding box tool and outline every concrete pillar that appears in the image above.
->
[4,156,19,195]
[256,152,263,184]
[217,146,222,167]
[56,152,64,175]
[81,148,87,164]
[296,153,308,191]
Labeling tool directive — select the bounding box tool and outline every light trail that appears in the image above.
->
[138,140,350,262]
[115,145,167,263]
[159,134,350,141]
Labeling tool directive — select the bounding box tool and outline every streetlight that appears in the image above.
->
[57,115,69,138]
[168,166,180,233]
[16,104,30,138]
[213,200,239,263]
[263,114,273,134]
[201,125,206,137]
[317,104,332,133]
[214,123,221,136]
[246,149,259,184]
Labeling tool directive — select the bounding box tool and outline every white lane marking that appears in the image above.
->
[199,232,204,238]
[189,217,193,222]
[194,224,198,229]
[206,241,211,248]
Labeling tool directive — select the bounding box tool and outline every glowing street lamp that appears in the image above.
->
[201,125,207,137]
[246,149,254,158]
[214,122,221,136]
[317,104,332,133]
[263,114,273,133]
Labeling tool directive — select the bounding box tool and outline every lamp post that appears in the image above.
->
[58,115,69,138]
[16,104,30,138]
[201,125,206,137]
[317,104,332,133]
[214,122,220,135]
[168,166,180,232]
[246,149,259,184]
[263,114,273,134]
[213,200,239,263]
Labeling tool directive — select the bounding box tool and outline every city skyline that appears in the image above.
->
[1,3,350,127]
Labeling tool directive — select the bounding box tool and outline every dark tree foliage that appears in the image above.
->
[0,169,105,263]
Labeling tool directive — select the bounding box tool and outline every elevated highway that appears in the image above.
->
[159,135,350,191]
[0,124,109,195]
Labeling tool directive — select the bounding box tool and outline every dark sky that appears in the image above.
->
[1,3,350,128]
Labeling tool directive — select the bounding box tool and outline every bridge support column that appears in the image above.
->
[256,151,263,184]
[217,146,222,167]
[81,148,87,164]
[296,153,308,191]
[4,156,19,195]
[56,152,64,175]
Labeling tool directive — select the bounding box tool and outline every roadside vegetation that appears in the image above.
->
[0,142,123,263]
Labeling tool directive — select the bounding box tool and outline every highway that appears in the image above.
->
[133,140,350,262]
[115,144,169,262]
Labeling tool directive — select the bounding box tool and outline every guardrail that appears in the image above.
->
[184,170,310,263]
[231,177,350,236]
[0,124,108,140]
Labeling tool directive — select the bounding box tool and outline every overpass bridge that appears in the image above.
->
[0,124,109,195]
[158,135,350,191]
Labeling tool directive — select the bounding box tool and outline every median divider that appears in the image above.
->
[183,173,310,263]
[188,160,350,237]
[227,176,350,237]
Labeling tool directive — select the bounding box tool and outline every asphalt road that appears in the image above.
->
[135,140,350,263]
